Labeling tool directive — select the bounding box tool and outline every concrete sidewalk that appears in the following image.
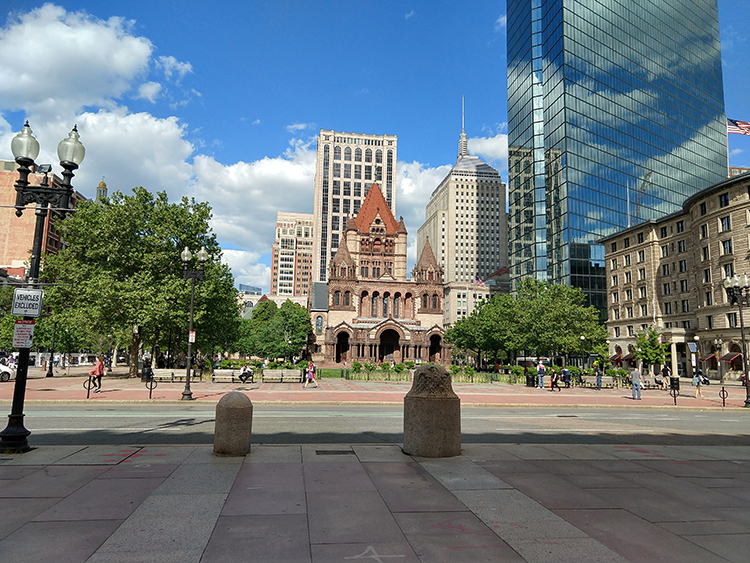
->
[2,371,748,409]
[1,442,749,562]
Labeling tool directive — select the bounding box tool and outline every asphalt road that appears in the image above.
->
[12,404,750,446]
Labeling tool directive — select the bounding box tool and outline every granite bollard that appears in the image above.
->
[403,364,461,457]
[213,391,253,456]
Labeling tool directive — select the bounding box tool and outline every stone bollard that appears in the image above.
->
[403,364,461,457]
[213,391,253,456]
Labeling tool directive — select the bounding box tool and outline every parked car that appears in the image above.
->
[0,362,14,382]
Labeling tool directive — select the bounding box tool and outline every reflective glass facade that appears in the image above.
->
[507,0,727,312]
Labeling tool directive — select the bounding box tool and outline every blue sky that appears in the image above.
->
[1,1,749,291]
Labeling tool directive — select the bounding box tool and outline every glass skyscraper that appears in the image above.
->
[507,0,727,311]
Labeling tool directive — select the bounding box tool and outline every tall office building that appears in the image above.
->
[417,121,507,326]
[270,211,314,298]
[507,0,728,311]
[312,129,397,282]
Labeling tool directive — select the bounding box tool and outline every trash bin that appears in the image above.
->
[141,365,153,382]
[526,373,535,387]
[670,376,680,391]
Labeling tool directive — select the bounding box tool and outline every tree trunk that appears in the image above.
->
[129,327,140,378]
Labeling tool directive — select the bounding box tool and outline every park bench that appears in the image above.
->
[152,368,177,382]
[211,369,254,384]
[581,375,616,388]
[261,369,303,383]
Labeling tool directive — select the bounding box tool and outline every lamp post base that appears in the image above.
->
[0,415,31,453]
[181,391,195,401]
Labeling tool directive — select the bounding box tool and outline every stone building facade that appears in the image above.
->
[600,173,750,379]
[309,183,448,365]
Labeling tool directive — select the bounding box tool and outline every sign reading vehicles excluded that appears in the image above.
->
[11,288,44,317]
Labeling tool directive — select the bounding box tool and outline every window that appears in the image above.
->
[728,312,738,327]
[664,302,672,314]
[611,242,617,252]
[612,308,620,320]
[679,260,687,272]
[663,283,671,295]
[612,275,618,286]
[722,239,733,255]
[316,316,322,334]
[627,326,634,336]
[700,202,707,216]
[625,289,633,301]
[639,286,647,299]
[625,272,631,283]
[637,232,644,244]
[661,245,669,257]
[612,292,619,303]
[707,315,713,329]
[682,321,691,329]
[704,269,711,283]
[724,263,735,278]
[639,268,646,280]
[720,215,731,232]
[660,226,668,238]
[611,258,618,269]
[641,304,648,316]
[677,240,686,253]
[432,294,438,309]
[422,294,428,309]
[680,279,688,292]
[334,291,340,306]
[706,291,713,306]
[344,291,350,306]
[700,224,708,238]
[624,254,631,266]
[681,300,690,313]
[719,192,729,208]
[614,327,621,337]
[627,306,633,318]
[662,264,670,276]
[702,246,709,261]
[676,220,685,233]
[637,250,645,262]
[624,237,630,248]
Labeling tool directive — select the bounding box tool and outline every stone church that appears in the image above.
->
[309,183,448,365]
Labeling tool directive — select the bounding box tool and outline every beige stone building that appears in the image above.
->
[308,183,448,366]
[600,172,750,379]
[417,125,507,327]
[270,211,313,298]
[311,129,397,283]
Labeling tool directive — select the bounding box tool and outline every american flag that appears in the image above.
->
[475,276,485,287]
[727,118,750,135]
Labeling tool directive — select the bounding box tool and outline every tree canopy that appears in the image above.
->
[39,187,240,374]
[236,299,312,361]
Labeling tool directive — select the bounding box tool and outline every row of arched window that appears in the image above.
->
[330,289,441,315]
[333,146,383,163]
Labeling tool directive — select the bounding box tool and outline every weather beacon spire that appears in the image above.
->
[458,96,468,157]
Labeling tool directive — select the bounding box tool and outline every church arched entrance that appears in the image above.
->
[379,329,401,363]
[336,332,350,364]
[429,334,442,363]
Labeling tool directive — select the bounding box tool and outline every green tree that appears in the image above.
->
[634,327,669,374]
[239,299,312,360]
[42,187,240,376]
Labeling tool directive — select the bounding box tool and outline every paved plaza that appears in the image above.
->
[0,371,749,562]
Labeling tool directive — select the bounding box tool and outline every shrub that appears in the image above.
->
[219,359,232,369]
[393,363,405,375]
[404,361,415,370]
[297,360,309,372]
[351,361,362,373]
[266,360,280,370]
[450,364,463,376]
[464,366,475,378]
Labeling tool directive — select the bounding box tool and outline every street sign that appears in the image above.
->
[189,330,196,343]
[11,288,44,317]
[13,319,35,348]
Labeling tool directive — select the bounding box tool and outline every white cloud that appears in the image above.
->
[221,249,271,290]
[136,81,162,103]
[405,10,416,20]
[158,55,193,82]
[469,133,508,171]
[495,15,507,32]
[286,122,314,133]
[253,119,261,125]
[730,148,743,157]
[0,4,152,121]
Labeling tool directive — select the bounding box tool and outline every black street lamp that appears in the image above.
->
[0,121,85,453]
[723,275,750,408]
[181,246,209,401]
[713,337,723,384]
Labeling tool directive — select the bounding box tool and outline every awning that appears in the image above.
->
[698,353,715,362]
[720,352,741,363]
[622,353,635,361]
[609,354,621,361]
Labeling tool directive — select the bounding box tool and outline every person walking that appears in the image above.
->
[303,361,318,389]
[630,365,642,400]
[693,369,704,398]
[595,362,603,390]
[536,361,546,389]
[550,367,561,391]
[89,354,105,393]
